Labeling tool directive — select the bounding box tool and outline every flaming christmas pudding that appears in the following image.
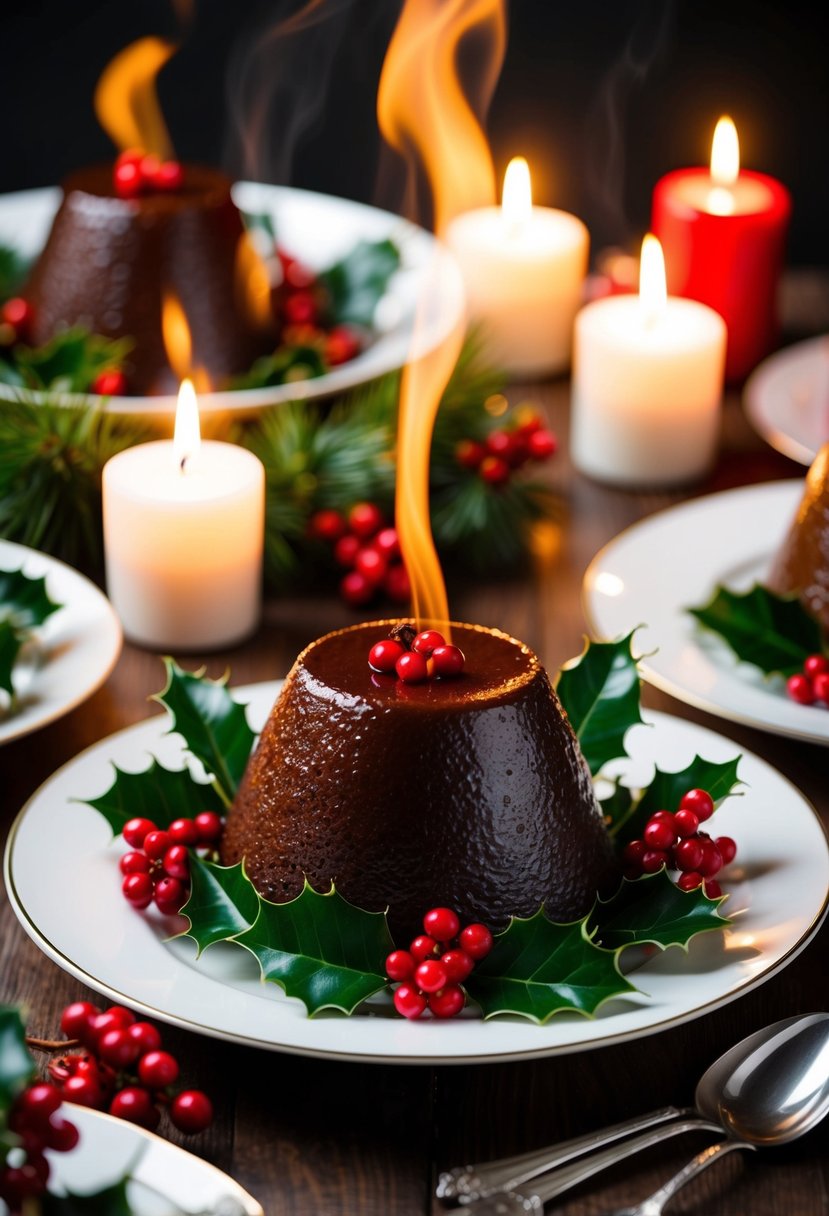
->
[220,620,614,942]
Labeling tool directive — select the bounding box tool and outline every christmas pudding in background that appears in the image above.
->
[220,620,615,942]
[25,163,272,395]
[767,441,829,633]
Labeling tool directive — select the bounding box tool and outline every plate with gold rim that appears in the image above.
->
[5,681,828,1064]
[582,480,829,746]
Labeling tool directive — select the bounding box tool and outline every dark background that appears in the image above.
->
[3,0,828,264]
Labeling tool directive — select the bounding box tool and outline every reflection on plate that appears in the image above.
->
[0,539,122,745]
[744,335,829,465]
[6,681,828,1065]
[583,480,829,746]
[50,1104,262,1215]
[0,183,464,416]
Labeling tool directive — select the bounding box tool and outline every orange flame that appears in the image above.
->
[377,0,506,236]
[161,291,210,393]
[94,37,177,158]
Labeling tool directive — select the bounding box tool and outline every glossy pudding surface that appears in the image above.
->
[768,442,829,633]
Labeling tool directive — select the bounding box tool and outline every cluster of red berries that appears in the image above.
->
[368,626,464,684]
[1,1082,78,1212]
[119,811,223,916]
[386,907,493,1019]
[787,654,829,708]
[274,247,362,368]
[0,296,127,395]
[113,148,184,198]
[48,1001,213,1134]
[455,412,557,487]
[621,788,736,899]
[309,501,411,608]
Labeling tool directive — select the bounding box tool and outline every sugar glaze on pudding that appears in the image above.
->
[26,165,271,395]
[221,620,614,942]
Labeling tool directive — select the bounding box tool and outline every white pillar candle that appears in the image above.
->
[571,235,727,487]
[103,379,265,650]
[445,157,589,376]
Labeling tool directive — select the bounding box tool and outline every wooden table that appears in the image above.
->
[2,307,828,1214]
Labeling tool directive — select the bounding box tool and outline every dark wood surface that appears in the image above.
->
[2,314,829,1214]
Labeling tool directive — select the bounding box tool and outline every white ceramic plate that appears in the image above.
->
[744,335,829,465]
[47,1104,262,1214]
[583,480,829,746]
[5,682,828,1064]
[0,183,464,416]
[0,539,121,744]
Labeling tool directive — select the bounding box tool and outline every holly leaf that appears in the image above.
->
[153,660,256,805]
[79,759,224,838]
[320,238,401,327]
[41,1177,135,1216]
[10,328,133,394]
[464,910,635,1024]
[231,344,326,390]
[179,857,260,956]
[689,583,824,676]
[0,245,30,302]
[0,1006,35,1111]
[234,881,393,1016]
[589,869,729,952]
[0,565,62,632]
[611,755,743,846]
[0,618,21,697]
[598,778,635,834]
[556,633,644,775]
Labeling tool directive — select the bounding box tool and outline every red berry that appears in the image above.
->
[91,368,127,396]
[517,413,542,436]
[396,652,429,683]
[715,836,737,865]
[19,1083,62,1122]
[428,985,466,1019]
[412,630,446,657]
[309,508,346,542]
[168,818,199,846]
[385,949,415,981]
[340,569,375,606]
[162,844,190,881]
[122,872,154,909]
[673,837,704,872]
[527,429,558,460]
[423,907,460,941]
[431,645,465,678]
[44,1116,79,1153]
[393,983,428,1019]
[485,430,512,458]
[622,839,646,869]
[414,960,448,993]
[455,440,486,470]
[698,839,723,878]
[154,160,184,191]
[374,527,400,559]
[283,291,318,327]
[458,923,493,959]
[325,326,361,366]
[127,1021,163,1054]
[787,673,815,705]
[170,1090,214,1133]
[677,871,702,892]
[1,296,34,338]
[383,563,411,604]
[804,654,829,678]
[348,502,384,538]
[409,935,439,961]
[123,817,157,848]
[479,455,510,485]
[109,1086,159,1130]
[673,808,700,837]
[143,829,172,860]
[154,877,187,913]
[98,1028,140,1069]
[138,1049,179,1089]
[704,879,723,899]
[114,160,142,198]
[650,810,674,823]
[813,672,829,704]
[94,1006,135,1033]
[643,818,676,850]
[332,534,360,568]
[369,639,405,674]
[119,850,151,875]
[679,789,715,822]
[355,546,387,585]
[440,949,474,982]
[63,1074,102,1109]
[60,1001,100,1041]
[136,153,160,184]
[194,811,223,843]
[641,849,669,873]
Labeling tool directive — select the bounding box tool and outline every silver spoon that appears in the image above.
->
[455,1012,829,1214]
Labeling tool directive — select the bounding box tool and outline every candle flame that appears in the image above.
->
[161,291,192,382]
[639,234,667,328]
[708,115,739,215]
[174,378,200,472]
[94,37,177,158]
[502,156,532,231]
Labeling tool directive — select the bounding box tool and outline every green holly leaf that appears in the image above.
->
[0,618,21,697]
[179,857,260,956]
[0,245,30,302]
[556,633,644,775]
[235,881,393,1016]
[79,759,225,838]
[153,660,256,805]
[464,909,635,1024]
[589,869,729,952]
[612,755,743,846]
[10,328,133,394]
[41,1177,135,1216]
[689,583,824,676]
[0,1006,35,1112]
[231,344,326,390]
[320,238,401,327]
[0,565,62,633]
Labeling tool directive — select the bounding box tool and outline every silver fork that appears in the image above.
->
[603,1139,756,1216]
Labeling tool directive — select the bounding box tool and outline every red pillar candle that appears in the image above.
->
[651,117,791,382]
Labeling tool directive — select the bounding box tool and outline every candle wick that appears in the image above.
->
[180,456,188,475]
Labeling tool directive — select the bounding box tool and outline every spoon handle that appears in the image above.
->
[639,1138,755,1215]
